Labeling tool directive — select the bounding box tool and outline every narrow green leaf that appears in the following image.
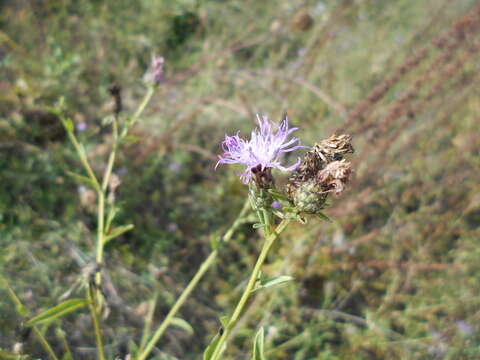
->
[219,316,229,328]
[62,117,74,133]
[104,224,134,244]
[252,223,264,229]
[121,135,140,143]
[203,333,220,360]
[171,317,194,334]
[252,327,266,360]
[78,143,87,158]
[0,348,29,359]
[25,299,87,327]
[252,276,294,293]
[267,189,289,201]
[209,234,220,251]
[66,171,96,189]
[296,215,307,224]
[101,115,115,126]
[315,211,333,222]
[0,277,28,317]
[272,210,285,219]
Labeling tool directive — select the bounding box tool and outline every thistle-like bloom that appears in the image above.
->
[143,55,165,85]
[216,115,307,184]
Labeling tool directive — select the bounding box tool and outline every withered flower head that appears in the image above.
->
[312,134,354,163]
[317,159,352,194]
[287,133,354,214]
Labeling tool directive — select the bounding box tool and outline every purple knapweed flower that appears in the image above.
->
[143,55,165,85]
[216,115,307,184]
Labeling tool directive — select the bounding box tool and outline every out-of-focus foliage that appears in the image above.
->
[1,0,479,358]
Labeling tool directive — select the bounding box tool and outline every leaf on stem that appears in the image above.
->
[66,171,97,189]
[61,117,74,133]
[203,332,222,360]
[252,276,294,293]
[101,115,115,126]
[0,349,29,359]
[315,211,333,222]
[267,189,289,201]
[121,135,140,143]
[104,224,134,244]
[25,299,88,327]
[272,210,285,219]
[252,327,266,360]
[78,143,88,159]
[219,316,229,328]
[203,328,228,360]
[171,317,194,334]
[209,234,221,251]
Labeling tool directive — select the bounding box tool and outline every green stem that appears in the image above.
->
[61,85,155,359]
[139,292,158,352]
[101,118,118,192]
[94,191,105,284]
[32,328,60,360]
[87,286,105,360]
[210,218,291,360]
[121,86,155,138]
[261,207,271,236]
[91,87,154,358]
[137,200,250,360]
[64,130,100,191]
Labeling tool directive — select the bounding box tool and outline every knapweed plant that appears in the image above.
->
[205,118,354,360]
[2,56,354,360]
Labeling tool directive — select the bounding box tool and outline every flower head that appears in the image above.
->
[216,115,307,184]
[286,133,354,213]
[143,55,165,85]
[317,159,352,194]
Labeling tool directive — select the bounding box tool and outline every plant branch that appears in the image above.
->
[210,217,291,360]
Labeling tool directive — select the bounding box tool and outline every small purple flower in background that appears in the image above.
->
[272,201,283,210]
[216,115,307,184]
[456,320,474,336]
[76,121,88,132]
[169,162,181,172]
[143,55,165,85]
[167,223,178,233]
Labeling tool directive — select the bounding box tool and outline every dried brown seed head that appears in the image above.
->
[317,159,352,194]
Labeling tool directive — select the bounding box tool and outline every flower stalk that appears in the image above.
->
[59,83,156,360]
[210,217,291,360]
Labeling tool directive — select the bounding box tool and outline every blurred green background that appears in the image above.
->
[1,0,480,358]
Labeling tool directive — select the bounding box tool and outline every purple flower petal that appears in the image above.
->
[216,115,308,183]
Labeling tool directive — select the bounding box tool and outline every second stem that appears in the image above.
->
[210,217,291,360]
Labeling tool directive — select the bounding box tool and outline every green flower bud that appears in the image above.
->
[290,179,327,214]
